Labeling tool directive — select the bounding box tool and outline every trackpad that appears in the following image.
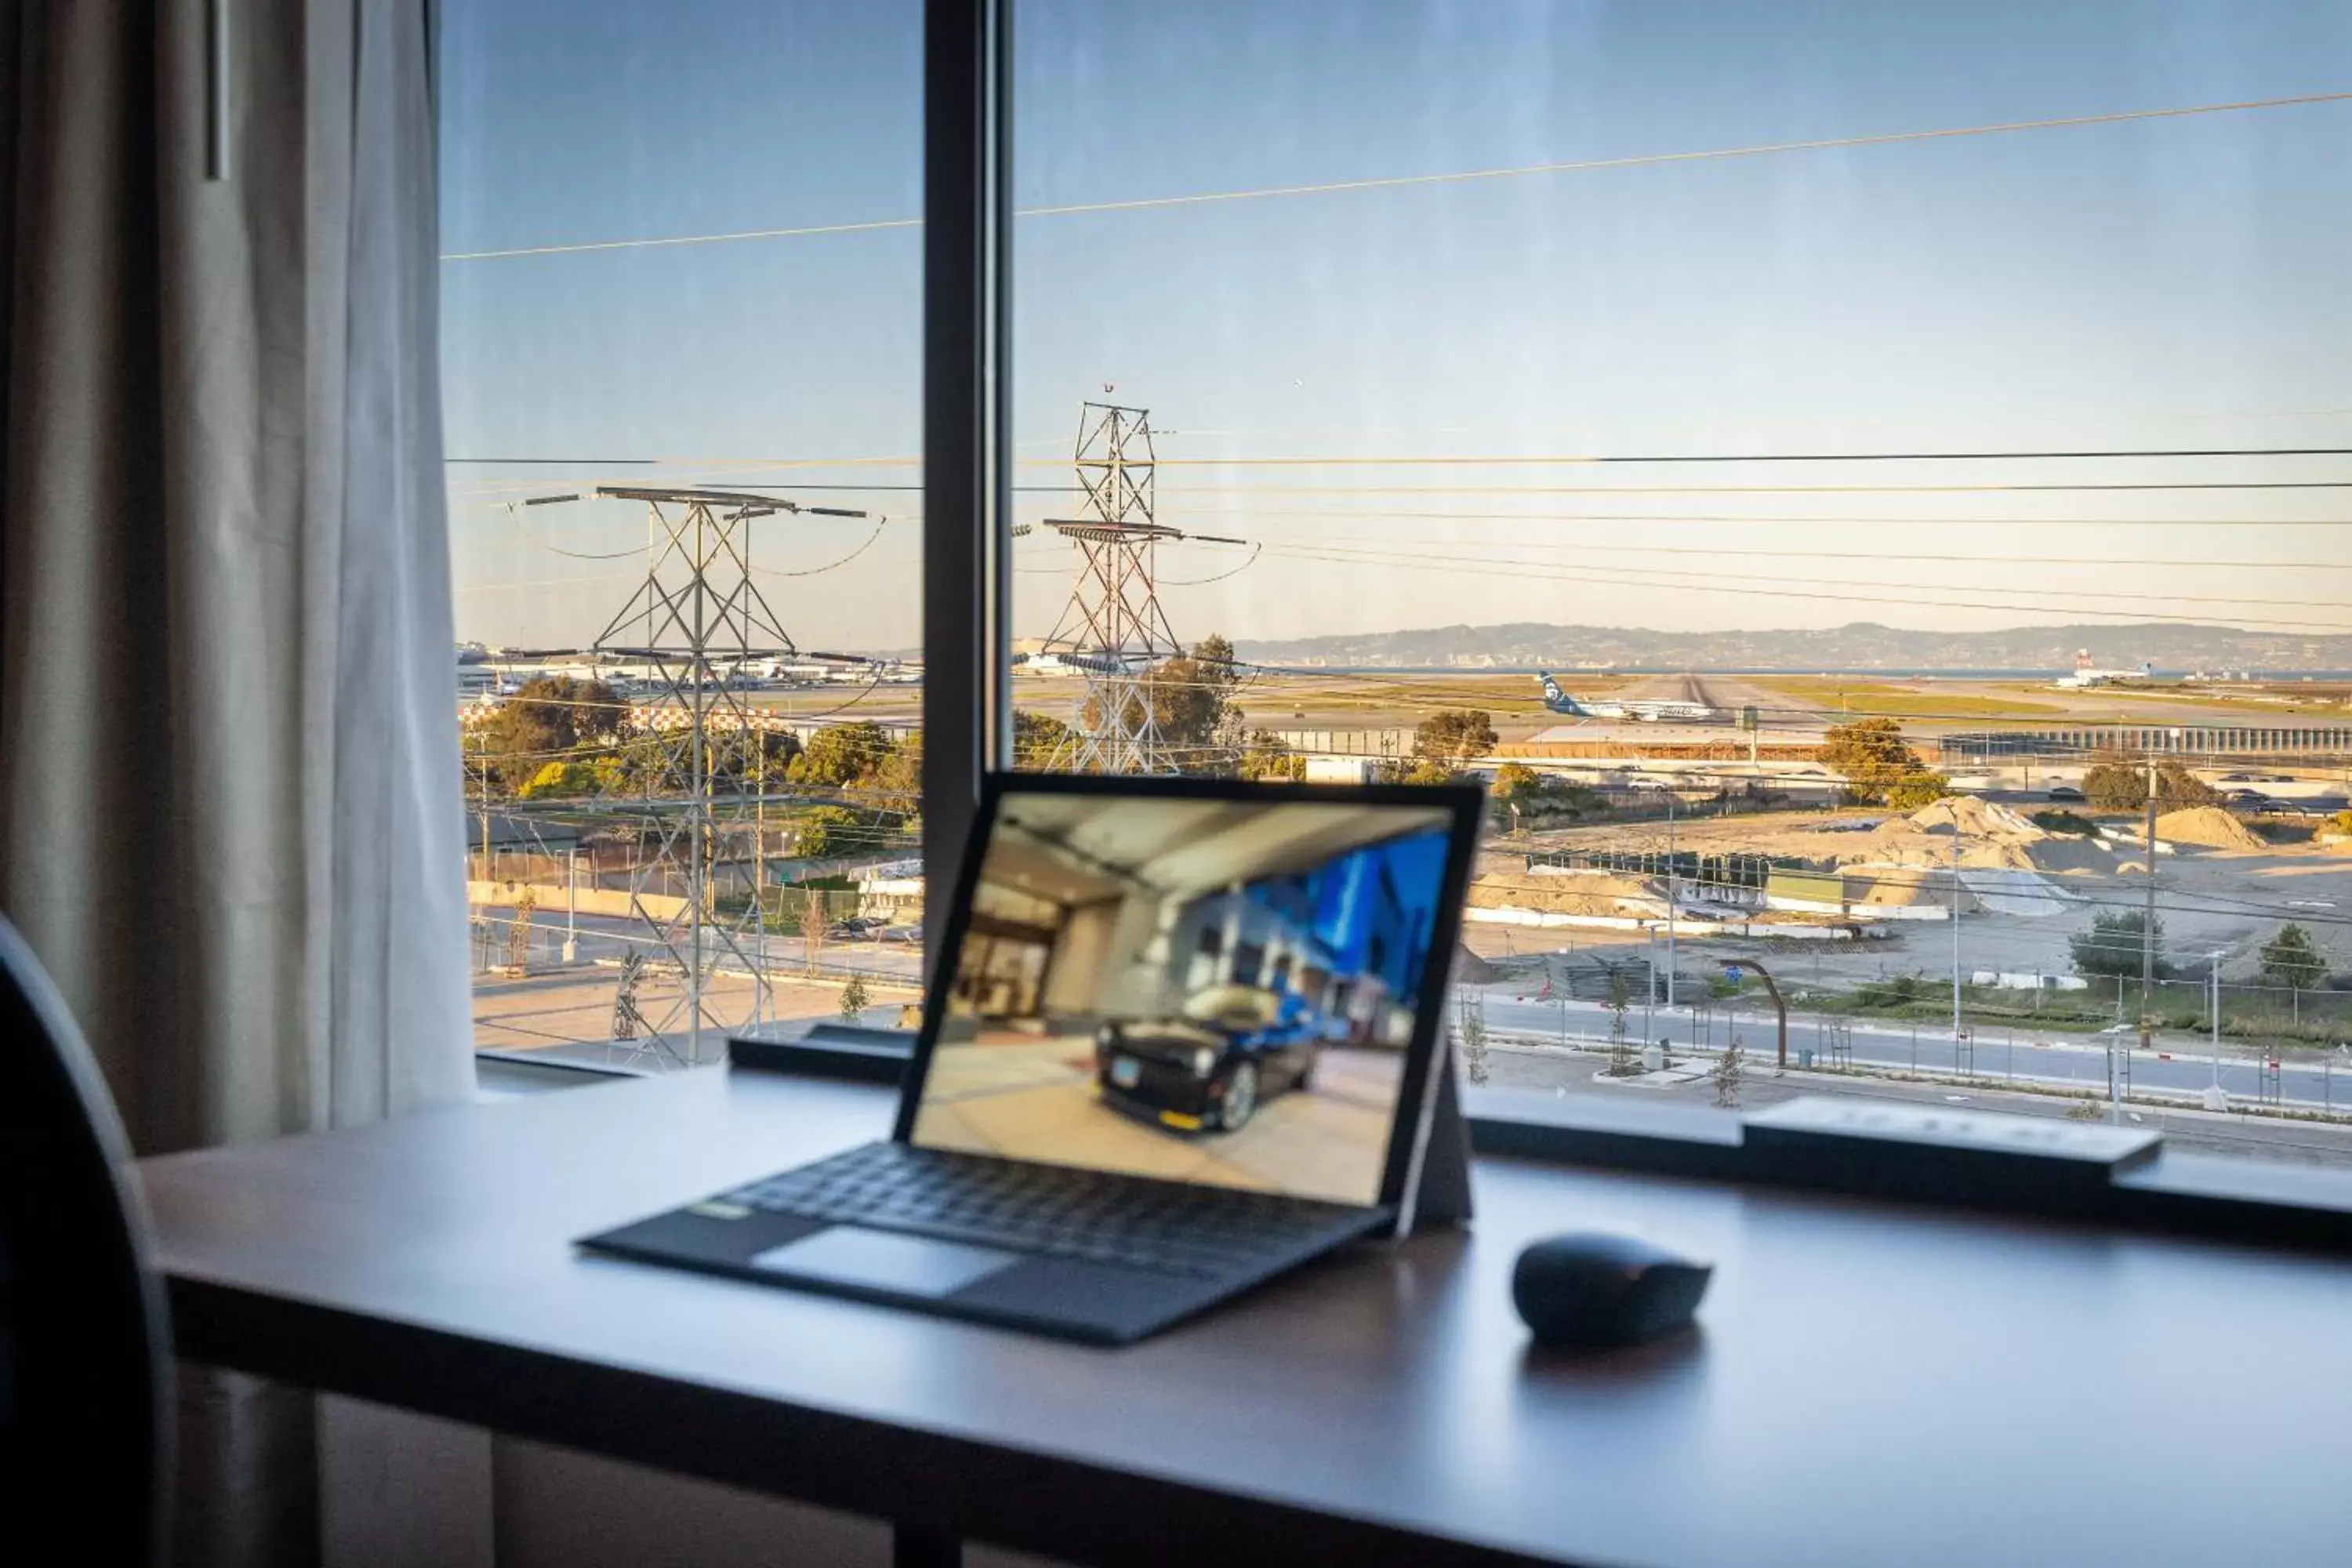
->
[750,1227,1018,1298]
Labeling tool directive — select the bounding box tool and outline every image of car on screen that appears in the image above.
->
[1094,984,1323,1134]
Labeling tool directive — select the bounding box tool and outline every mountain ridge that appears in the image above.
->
[1228,621,2352,670]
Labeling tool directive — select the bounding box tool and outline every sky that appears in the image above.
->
[438,0,2352,655]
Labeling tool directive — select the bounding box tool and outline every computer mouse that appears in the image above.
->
[1511,1232,1712,1348]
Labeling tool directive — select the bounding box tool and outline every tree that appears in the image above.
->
[2071,909,2169,979]
[518,760,600,800]
[1146,633,1246,764]
[1073,633,1246,771]
[1012,709,1076,771]
[838,973,871,1019]
[1820,718,1948,808]
[789,721,896,789]
[2082,758,2216,812]
[1236,729,1305,782]
[1413,710,1499,771]
[793,804,880,860]
[798,895,827,976]
[473,674,633,793]
[1605,967,1637,1076]
[863,729,922,815]
[1711,1038,1747,1109]
[1492,761,1544,797]
[2259,923,2327,993]
[1457,996,1490,1085]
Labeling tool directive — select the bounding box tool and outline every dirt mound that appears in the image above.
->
[1468,880,1663,919]
[1842,837,2039,872]
[1453,945,1508,985]
[1857,794,2047,871]
[2028,837,2118,874]
[1900,796,2046,840]
[2155,806,2266,851]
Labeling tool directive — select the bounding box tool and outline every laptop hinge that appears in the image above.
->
[1397,1039,1475,1235]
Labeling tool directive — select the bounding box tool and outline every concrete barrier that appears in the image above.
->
[467,880,688,921]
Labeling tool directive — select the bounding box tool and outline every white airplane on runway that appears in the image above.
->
[1538,673,1715,724]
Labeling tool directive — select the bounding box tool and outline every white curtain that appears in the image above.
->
[1,2,471,1560]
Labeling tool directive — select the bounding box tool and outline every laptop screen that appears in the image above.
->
[911,786,1458,1207]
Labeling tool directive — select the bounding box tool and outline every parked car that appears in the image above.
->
[1095,983,1322,1134]
[2044,784,2086,802]
[825,916,884,940]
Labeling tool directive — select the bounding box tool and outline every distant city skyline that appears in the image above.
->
[441,0,2352,652]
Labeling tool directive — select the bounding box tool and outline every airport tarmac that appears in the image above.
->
[911,1029,1404,1205]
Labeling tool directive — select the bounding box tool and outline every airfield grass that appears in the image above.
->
[1752,677,2068,721]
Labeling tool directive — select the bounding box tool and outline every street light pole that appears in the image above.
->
[1721,958,1788,1073]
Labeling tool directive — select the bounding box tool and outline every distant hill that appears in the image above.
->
[1229,621,2352,672]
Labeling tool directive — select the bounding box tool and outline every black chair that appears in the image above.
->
[0,915,174,1566]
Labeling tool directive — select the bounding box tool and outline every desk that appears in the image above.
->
[142,1068,2352,1567]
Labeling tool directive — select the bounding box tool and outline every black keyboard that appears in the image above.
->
[726,1142,1370,1280]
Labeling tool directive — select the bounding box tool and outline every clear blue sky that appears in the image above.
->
[440,0,2352,654]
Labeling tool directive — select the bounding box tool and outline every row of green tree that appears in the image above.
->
[466,676,920,862]
[2071,910,2330,993]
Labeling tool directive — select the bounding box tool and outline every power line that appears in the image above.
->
[458,478,2352,498]
[451,443,2352,468]
[1157,505,2352,532]
[1230,539,2352,613]
[1237,543,2352,633]
[1142,447,2352,466]
[440,89,2352,263]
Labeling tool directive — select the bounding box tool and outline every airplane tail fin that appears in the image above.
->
[1537,673,1584,715]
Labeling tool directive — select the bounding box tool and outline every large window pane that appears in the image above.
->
[441,2,924,1069]
[1010,1,2352,1167]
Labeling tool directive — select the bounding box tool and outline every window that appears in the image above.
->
[1001,2,2352,1172]
[439,2,925,1069]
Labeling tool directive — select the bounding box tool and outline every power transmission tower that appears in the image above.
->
[1039,403,1185,773]
[584,485,864,1067]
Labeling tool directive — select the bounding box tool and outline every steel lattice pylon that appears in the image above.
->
[1039,403,1184,772]
[587,485,861,1067]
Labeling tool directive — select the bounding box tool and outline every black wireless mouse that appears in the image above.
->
[1512,1232,1712,1348]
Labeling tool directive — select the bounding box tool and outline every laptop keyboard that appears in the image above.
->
[724,1142,1370,1281]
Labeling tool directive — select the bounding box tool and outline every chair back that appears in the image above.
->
[0,916,173,1565]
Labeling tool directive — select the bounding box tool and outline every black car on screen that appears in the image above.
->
[1095,983,1322,1134]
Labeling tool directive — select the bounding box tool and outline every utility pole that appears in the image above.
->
[476,729,492,884]
[1949,833,1963,1045]
[2140,753,2159,1010]
[2206,949,2226,1111]
[1664,793,1678,1010]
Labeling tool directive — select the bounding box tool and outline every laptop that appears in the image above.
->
[579,771,1485,1345]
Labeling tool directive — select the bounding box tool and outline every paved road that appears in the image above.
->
[472,904,926,986]
[1479,1042,2352,1170]
[1477,989,2352,1112]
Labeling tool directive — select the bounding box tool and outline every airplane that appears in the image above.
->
[1537,673,1715,724]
